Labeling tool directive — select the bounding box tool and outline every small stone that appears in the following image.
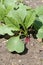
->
[42,0,43,2]
[25,1,29,4]
[42,46,43,48]
[34,55,38,59]
[12,62,18,65]
[3,40,8,43]
[37,38,42,43]
[31,43,33,46]
[37,61,40,65]
[18,60,21,63]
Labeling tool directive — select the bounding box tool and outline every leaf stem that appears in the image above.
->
[21,23,28,36]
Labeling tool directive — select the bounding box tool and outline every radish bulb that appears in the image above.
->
[24,37,30,44]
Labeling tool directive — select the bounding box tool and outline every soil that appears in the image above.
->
[0,0,43,65]
[24,0,43,8]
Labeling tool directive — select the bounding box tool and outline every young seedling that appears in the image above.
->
[0,0,43,53]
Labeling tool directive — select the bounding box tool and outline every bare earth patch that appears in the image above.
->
[0,0,43,65]
[24,0,43,8]
[0,36,43,65]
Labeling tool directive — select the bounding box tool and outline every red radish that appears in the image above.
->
[24,37,30,44]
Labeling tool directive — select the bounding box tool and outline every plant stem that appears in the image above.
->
[22,24,28,36]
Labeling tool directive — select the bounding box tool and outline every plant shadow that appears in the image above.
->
[29,20,43,39]
[0,34,11,39]
[11,46,28,55]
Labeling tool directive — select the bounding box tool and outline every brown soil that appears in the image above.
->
[0,0,43,65]
[0,36,43,65]
[24,0,43,8]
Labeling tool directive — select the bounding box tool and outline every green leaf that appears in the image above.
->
[6,36,25,53]
[0,0,4,4]
[39,15,43,24]
[17,3,31,22]
[7,9,22,25]
[0,25,14,35]
[5,6,13,15]
[37,26,43,38]
[17,0,23,2]
[4,0,17,8]
[17,8,27,22]
[7,3,31,23]
[18,3,31,10]
[3,0,18,15]
[0,2,6,20]
[35,6,43,16]
[0,16,2,20]
[24,10,36,28]
[33,20,42,30]
[4,17,20,31]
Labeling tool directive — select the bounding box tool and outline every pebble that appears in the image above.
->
[3,40,8,43]
[25,0,29,3]
[12,62,18,65]
[37,38,42,43]
[31,43,34,46]
[42,0,43,2]
[41,45,43,49]
[18,60,21,63]
[34,55,38,59]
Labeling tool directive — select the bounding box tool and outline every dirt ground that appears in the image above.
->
[24,0,43,8]
[0,0,43,65]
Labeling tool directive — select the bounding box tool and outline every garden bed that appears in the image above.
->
[0,0,43,65]
[0,35,43,65]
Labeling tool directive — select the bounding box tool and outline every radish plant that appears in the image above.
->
[0,0,43,53]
